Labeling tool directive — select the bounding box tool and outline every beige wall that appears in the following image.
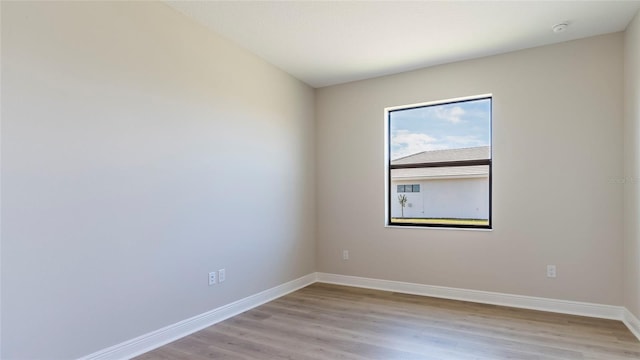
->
[0,2,635,358]
[316,34,624,305]
[624,10,640,318]
[0,2,315,359]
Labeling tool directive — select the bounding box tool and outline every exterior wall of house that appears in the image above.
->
[391,177,489,219]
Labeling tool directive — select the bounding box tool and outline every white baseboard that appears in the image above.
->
[317,272,626,322]
[79,273,317,360]
[623,308,640,341]
[80,272,640,359]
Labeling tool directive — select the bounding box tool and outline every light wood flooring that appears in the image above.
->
[135,283,640,359]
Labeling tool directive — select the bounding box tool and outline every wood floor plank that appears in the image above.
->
[134,283,640,360]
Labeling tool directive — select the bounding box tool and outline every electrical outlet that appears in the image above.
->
[343,250,349,260]
[218,268,226,283]
[547,265,557,278]
[208,271,217,285]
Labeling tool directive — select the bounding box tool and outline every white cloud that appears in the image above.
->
[391,130,444,159]
[435,106,465,124]
[443,135,486,147]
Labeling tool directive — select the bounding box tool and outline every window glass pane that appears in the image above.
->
[397,185,405,193]
[388,97,491,228]
[389,98,491,161]
[390,166,489,226]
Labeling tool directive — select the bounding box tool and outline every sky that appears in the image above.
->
[389,98,491,160]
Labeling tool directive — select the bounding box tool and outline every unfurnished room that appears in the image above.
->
[2,1,640,359]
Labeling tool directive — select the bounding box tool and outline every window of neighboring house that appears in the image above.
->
[398,184,420,193]
[385,96,492,229]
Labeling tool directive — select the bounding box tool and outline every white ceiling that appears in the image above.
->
[166,1,640,88]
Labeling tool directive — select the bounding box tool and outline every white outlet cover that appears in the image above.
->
[546,265,557,278]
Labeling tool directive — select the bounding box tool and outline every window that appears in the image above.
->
[385,96,492,229]
[398,184,420,193]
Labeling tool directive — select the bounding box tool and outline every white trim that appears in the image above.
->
[79,273,317,360]
[623,308,640,341]
[393,174,489,180]
[316,273,624,321]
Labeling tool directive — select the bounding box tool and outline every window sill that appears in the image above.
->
[384,224,493,232]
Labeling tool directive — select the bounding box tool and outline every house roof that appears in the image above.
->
[392,146,490,165]
[391,146,490,180]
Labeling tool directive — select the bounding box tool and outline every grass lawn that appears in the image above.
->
[391,218,489,226]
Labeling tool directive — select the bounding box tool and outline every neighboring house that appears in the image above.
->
[391,146,490,219]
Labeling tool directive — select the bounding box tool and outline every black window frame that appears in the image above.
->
[386,96,492,230]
